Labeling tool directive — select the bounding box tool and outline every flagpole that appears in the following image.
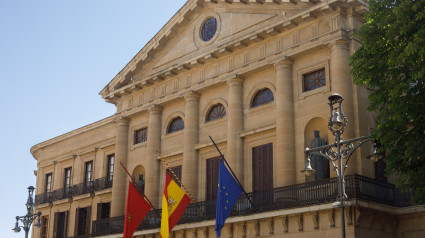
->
[155,151,196,202]
[208,135,253,207]
[119,162,157,210]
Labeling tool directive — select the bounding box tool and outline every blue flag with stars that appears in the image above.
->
[215,160,243,237]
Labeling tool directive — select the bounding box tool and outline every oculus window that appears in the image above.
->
[201,17,217,42]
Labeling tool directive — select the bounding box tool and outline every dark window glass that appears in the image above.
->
[206,104,226,122]
[41,216,48,238]
[251,88,274,108]
[167,117,184,133]
[170,166,182,184]
[375,159,387,183]
[303,68,326,92]
[206,157,220,201]
[107,154,115,183]
[252,143,273,192]
[134,128,148,144]
[45,173,52,193]
[85,161,93,187]
[75,207,91,236]
[201,17,217,42]
[53,211,68,238]
[97,202,111,220]
[64,168,72,193]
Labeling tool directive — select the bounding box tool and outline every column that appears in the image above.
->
[330,40,357,174]
[275,60,296,187]
[110,117,129,217]
[145,105,162,207]
[182,92,200,200]
[227,77,244,181]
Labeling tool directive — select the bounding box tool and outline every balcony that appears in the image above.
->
[35,177,113,205]
[92,174,412,237]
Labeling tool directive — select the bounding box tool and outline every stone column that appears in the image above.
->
[275,60,296,187]
[227,77,244,182]
[145,105,162,207]
[182,92,200,200]
[110,117,129,217]
[330,40,357,174]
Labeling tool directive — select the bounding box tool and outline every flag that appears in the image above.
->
[123,182,151,238]
[215,160,243,237]
[160,171,191,238]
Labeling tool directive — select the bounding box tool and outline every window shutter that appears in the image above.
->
[74,208,80,237]
[53,212,58,238]
[252,143,273,192]
[206,157,219,200]
[86,206,92,235]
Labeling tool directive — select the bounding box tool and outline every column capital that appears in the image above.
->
[148,104,163,114]
[274,59,293,70]
[227,75,244,87]
[115,115,130,125]
[184,91,200,101]
[330,39,349,51]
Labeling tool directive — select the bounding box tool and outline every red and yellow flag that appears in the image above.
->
[160,172,191,238]
[123,182,151,238]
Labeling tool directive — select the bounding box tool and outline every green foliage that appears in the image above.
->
[350,0,425,204]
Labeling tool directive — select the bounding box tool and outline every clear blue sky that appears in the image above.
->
[0,1,186,236]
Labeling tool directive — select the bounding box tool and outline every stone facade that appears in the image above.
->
[31,1,425,238]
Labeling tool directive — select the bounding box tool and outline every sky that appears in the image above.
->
[0,0,187,236]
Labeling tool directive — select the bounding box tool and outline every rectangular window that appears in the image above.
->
[45,173,53,193]
[97,202,111,220]
[40,216,48,238]
[170,166,182,183]
[107,154,115,183]
[134,127,148,144]
[53,211,68,238]
[64,167,72,192]
[303,68,326,92]
[252,143,273,192]
[206,157,220,201]
[75,206,91,236]
[85,161,93,187]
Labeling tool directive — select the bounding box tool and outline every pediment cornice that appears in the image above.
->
[100,0,367,103]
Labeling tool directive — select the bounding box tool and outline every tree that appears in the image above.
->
[350,0,425,204]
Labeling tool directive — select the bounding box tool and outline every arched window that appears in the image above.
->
[251,88,274,108]
[167,117,184,133]
[206,104,226,122]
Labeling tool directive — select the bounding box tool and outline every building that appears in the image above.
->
[31,0,425,238]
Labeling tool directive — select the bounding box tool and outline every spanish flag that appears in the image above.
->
[160,171,191,238]
[123,182,151,238]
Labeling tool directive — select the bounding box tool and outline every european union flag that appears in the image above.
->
[215,160,243,237]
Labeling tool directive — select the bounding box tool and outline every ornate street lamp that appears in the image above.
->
[301,93,381,238]
[13,186,42,238]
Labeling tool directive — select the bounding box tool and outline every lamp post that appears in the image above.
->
[301,93,381,238]
[12,186,42,238]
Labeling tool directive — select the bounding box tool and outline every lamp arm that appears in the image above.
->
[342,137,372,174]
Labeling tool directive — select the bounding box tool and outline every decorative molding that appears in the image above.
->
[254,221,260,236]
[228,224,233,238]
[346,206,353,226]
[283,216,289,233]
[328,209,335,227]
[297,214,304,231]
[240,223,246,238]
[203,227,209,238]
[312,212,319,229]
[268,219,274,234]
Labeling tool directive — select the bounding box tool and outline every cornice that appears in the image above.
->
[30,115,117,160]
[100,0,368,103]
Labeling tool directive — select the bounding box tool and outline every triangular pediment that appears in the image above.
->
[101,0,364,101]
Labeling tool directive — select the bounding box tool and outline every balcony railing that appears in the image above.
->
[35,177,113,206]
[92,174,413,237]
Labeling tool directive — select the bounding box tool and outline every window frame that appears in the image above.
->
[167,117,184,134]
[107,154,114,183]
[63,167,72,192]
[297,61,330,99]
[251,88,275,108]
[84,161,93,187]
[45,173,53,193]
[206,103,226,122]
[134,127,148,145]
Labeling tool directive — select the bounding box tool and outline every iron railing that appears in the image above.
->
[35,177,113,206]
[92,174,413,237]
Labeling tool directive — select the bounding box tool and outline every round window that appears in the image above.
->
[201,18,217,42]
